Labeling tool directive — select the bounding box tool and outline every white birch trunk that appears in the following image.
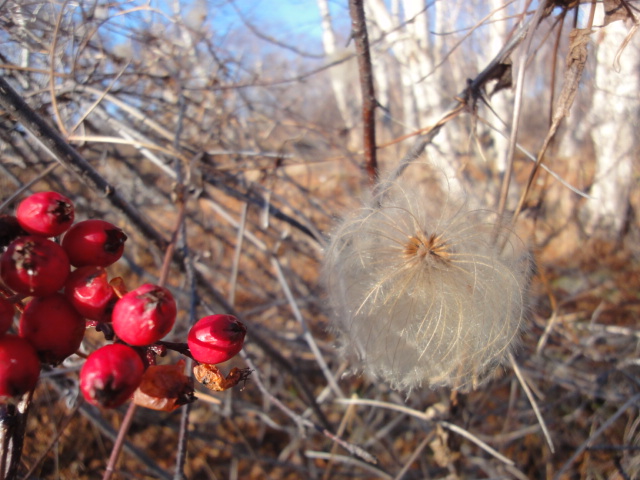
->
[316,0,357,135]
[482,0,513,174]
[581,7,639,237]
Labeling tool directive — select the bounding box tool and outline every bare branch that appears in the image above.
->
[349,0,378,184]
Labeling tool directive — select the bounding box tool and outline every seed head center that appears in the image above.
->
[404,232,450,262]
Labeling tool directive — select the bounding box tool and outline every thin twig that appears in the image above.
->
[102,402,138,480]
[395,2,543,181]
[497,0,546,218]
[304,452,392,479]
[240,352,373,464]
[336,397,518,467]
[348,0,378,184]
[0,162,59,213]
[0,75,170,254]
[49,0,69,138]
[21,399,83,480]
[270,255,344,398]
[508,352,555,453]
[553,393,640,479]
[393,432,434,480]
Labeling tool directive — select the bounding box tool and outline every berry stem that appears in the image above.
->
[102,401,137,480]
[155,341,193,360]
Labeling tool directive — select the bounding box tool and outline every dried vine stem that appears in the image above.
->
[348,0,379,184]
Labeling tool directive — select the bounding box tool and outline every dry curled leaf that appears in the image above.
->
[193,364,252,392]
[109,277,128,298]
[487,60,513,97]
[133,360,195,412]
[429,424,460,468]
[603,0,635,25]
[535,28,591,162]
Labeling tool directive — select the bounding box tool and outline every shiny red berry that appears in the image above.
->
[19,293,85,364]
[80,343,144,408]
[112,284,177,346]
[64,266,116,321]
[0,335,40,398]
[0,236,70,296]
[0,297,14,336]
[188,314,246,365]
[16,191,74,237]
[62,220,127,267]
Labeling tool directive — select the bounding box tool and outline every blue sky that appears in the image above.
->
[186,0,349,56]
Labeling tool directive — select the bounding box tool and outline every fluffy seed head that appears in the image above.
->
[322,168,531,392]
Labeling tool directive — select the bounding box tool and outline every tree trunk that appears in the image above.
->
[580,6,639,237]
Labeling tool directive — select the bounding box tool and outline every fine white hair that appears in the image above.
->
[322,163,531,392]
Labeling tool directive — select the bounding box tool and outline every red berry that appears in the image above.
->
[0,236,70,296]
[80,343,144,408]
[62,220,127,267]
[0,297,14,336]
[16,191,74,237]
[19,293,85,364]
[112,284,177,346]
[64,266,116,321]
[0,215,28,252]
[188,314,246,365]
[0,335,40,398]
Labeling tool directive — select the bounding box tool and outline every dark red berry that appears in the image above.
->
[80,343,144,408]
[188,314,246,365]
[0,335,40,398]
[16,191,74,237]
[0,297,14,336]
[19,293,85,364]
[0,215,28,252]
[112,284,177,346]
[64,266,116,321]
[0,236,70,296]
[62,220,127,267]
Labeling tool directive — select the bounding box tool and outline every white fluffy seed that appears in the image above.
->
[322,167,531,392]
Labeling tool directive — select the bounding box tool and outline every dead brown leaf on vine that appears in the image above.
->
[133,360,195,412]
[193,364,252,392]
[538,28,591,160]
[603,0,637,25]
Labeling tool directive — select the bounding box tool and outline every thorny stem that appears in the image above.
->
[0,390,33,480]
[348,0,378,185]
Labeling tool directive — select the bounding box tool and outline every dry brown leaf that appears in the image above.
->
[538,27,591,160]
[557,28,590,121]
[516,27,591,217]
[109,277,128,298]
[488,61,513,97]
[133,360,195,412]
[429,424,460,467]
[193,364,252,392]
[603,0,635,25]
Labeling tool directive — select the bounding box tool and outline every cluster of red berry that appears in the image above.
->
[0,191,247,410]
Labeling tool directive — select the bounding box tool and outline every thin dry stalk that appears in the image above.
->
[348,0,378,184]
